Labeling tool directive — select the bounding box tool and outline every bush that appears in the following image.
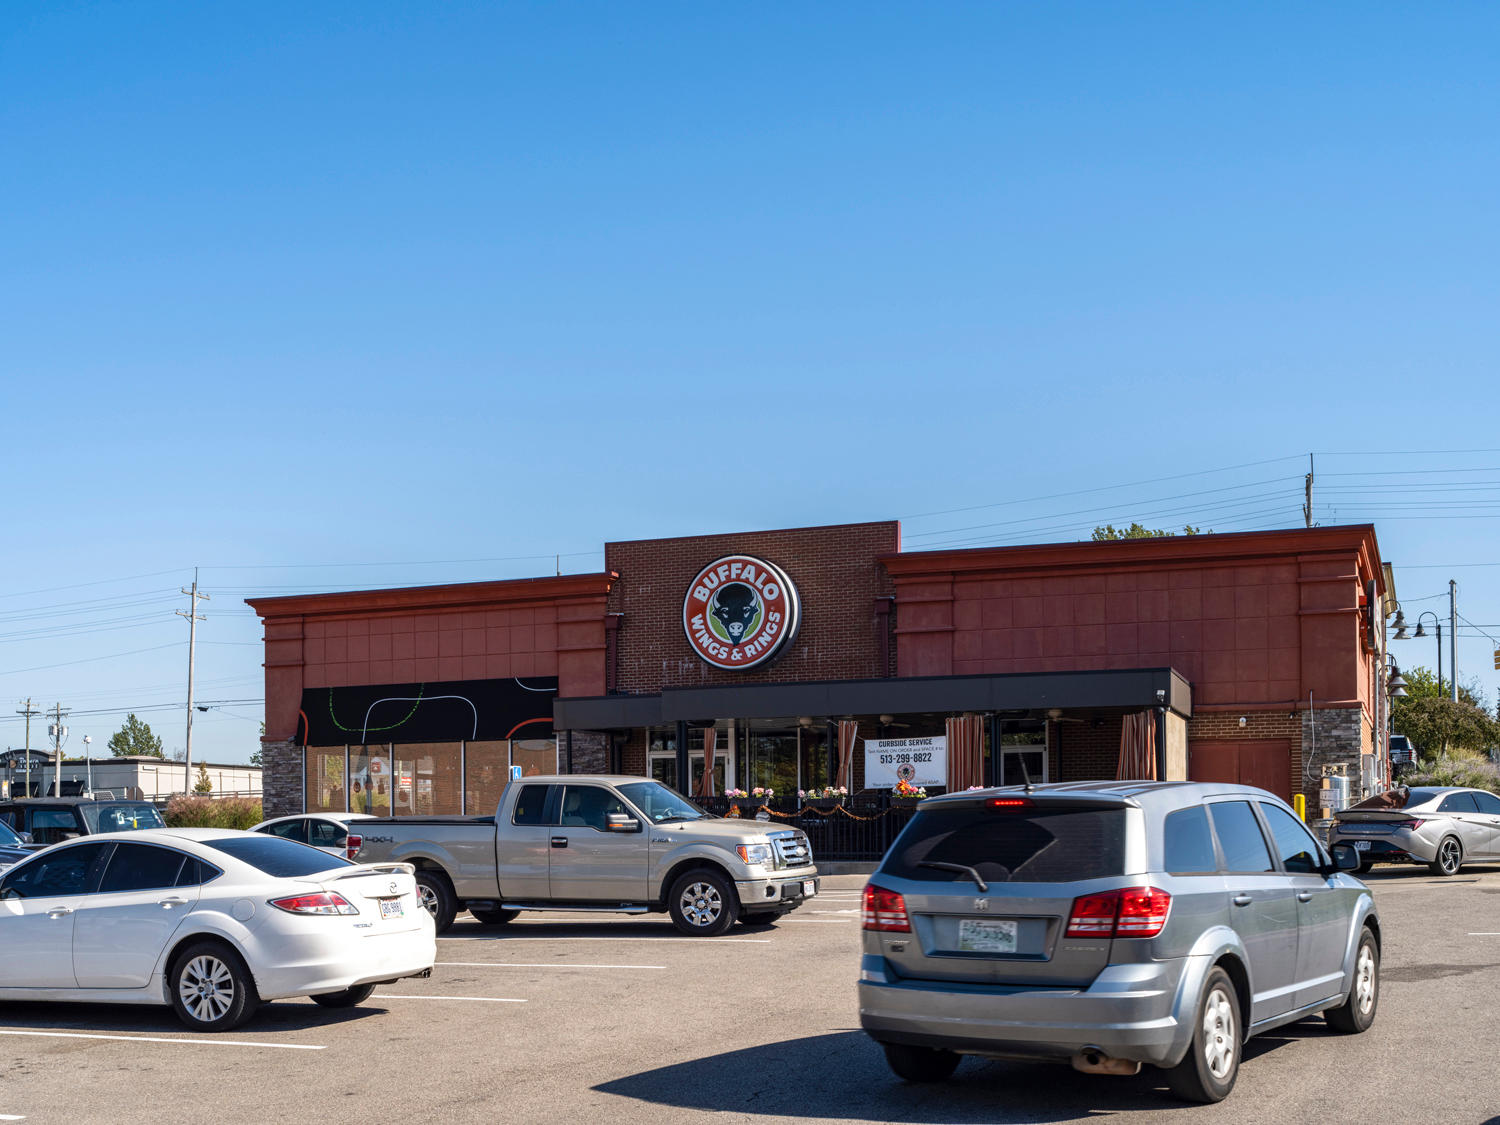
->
[164,795,263,830]
[1402,754,1500,794]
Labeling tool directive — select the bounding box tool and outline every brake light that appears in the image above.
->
[269,891,360,916]
[1065,887,1172,939]
[1394,819,1425,831]
[346,834,363,860]
[987,798,1032,808]
[862,884,911,932]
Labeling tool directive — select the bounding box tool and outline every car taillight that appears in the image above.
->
[1065,887,1172,939]
[862,884,911,932]
[346,834,362,860]
[269,891,360,916]
[1394,819,1425,831]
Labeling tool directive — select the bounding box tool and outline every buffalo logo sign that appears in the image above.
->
[683,555,802,671]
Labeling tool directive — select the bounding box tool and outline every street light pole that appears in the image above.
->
[82,735,93,795]
[1449,580,1458,703]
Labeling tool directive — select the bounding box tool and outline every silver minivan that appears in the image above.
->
[858,781,1379,1103]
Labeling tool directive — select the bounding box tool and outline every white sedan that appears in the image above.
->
[0,828,435,1031]
[250,812,377,859]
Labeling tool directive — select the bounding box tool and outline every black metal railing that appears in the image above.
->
[690,796,922,862]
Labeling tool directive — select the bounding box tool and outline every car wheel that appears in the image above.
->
[169,941,260,1032]
[882,1042,961,1083]
[667,868,739,936]
[1430,836,1463,877]
[414,869,458,933]
[468,906,519,926]
[1324,928,1379,1033]
[311,983,377,1009]
[1165,966,1240,1104]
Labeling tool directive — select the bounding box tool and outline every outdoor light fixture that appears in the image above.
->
[1387,663,1409,698]
[1391,610,1410,641]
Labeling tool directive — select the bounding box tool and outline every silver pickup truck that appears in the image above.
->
[351,775,819,936]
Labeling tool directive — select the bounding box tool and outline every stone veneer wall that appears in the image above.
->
[1303,705,1368,809]
[261,739,303,820]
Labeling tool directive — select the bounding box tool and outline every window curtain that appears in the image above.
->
[696,725,717,797]
[1117,711,1158,780]
[945,714,984,791]
[835,720,858,790]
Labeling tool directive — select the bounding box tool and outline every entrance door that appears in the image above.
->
[1190,740,1291,801]
[1001,744,1048,787]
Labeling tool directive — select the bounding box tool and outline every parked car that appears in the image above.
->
[351,775,818,935]
[0,820,29,871]
[1329,785,1500,876]
[0,828,434,1030]
[0,797,165,847]
[251,812,376,859]
[858,781,1377,1104]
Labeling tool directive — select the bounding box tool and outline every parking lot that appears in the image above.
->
[2,871,1499,1124]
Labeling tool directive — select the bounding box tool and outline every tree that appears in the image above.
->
[1392,667,1500,756]
[1091,523,1205,541]
[193,763,213,794]
[108,713,164,758]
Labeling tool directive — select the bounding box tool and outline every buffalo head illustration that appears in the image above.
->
[710,583,760,646]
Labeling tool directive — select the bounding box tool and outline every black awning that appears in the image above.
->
[554,667,1191,730]
[298,677,558,746]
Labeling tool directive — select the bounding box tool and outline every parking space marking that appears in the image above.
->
[436,961,665,970]
[0,1029,324,1051]
[438,936,771,943]
[1466,932,1500,935]
[0,1114,25,1120]
[378,1002,531,1008]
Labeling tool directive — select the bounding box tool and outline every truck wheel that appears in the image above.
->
[668,868,739,936]
[414,869,458,933]
[468,906,519,926]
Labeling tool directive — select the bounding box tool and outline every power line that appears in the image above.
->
[0,643,180,678]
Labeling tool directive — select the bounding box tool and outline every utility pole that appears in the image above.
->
[177,568,209,793]
[47,702,70,798]
[1302,453,1315,528]
[15,699,40,797]
[1449,579,1458,703]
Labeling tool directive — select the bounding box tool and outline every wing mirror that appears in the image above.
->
[605,813,641,833]
[18,832,31,845]
[1330,843,1361,873]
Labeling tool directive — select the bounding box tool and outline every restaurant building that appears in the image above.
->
[249,521,1393,823]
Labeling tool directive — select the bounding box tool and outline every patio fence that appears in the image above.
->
[689,796,922,863]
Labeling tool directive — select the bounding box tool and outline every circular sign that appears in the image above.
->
[682,555,801,671]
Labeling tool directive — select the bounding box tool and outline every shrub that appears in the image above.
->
[1402,754,1500,794]
[164,795,263,830]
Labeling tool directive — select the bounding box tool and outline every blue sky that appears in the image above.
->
[3,2,1498,764]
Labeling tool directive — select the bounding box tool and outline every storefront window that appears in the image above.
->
[350,744,393,815]
[647,730,676,789]
[511,739,557,777]
[306,747,347,812]
[464,740,510,815]
[799,730,831,793]
[392,743,461,816]
[738,726,798,795]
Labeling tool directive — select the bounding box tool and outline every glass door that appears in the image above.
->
[1001,743,1048,786]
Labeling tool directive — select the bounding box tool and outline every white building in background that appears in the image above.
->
[0,750,261,800]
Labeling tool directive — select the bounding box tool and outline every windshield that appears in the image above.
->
[617,781,709,824]
[80,804,166,833]
[0,819,20,847]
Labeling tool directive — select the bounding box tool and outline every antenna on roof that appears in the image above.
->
[1018,753,1035,795]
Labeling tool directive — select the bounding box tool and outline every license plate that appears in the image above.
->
[1354,840,1371,851]
[958,918,1018,954]
[379,899,404,919]
[803,880,816,898]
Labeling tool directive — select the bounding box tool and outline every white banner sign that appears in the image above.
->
[865,736,947,789]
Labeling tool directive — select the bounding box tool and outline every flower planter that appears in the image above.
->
[805,798,842,809]
[731,798,765,810]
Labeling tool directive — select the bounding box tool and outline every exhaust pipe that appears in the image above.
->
[1071,1048,1141,1076]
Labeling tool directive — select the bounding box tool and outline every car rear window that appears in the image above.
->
[882,804,1125,884]
[1348,787,1445,811]
[199,836,352,877]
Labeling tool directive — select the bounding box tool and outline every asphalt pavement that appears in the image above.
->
[2,870,1499,1124]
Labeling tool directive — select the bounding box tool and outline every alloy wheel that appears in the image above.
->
[418,883,439,916]
[1200,986,1236,1081]
[679,881,723,928]
[1355,945,1376,1015]
[178,955,235,1024]
[1439,838,1461,874]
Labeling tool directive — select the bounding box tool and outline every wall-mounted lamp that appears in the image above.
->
[1238,717,1247,727]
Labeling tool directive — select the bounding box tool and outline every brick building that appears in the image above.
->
[249,521,1392,820]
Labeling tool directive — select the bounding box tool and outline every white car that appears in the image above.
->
[250,812,377,859]
[0,828,435,1031]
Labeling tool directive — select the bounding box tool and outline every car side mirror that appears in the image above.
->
[1330,843,1361,873]
[605,814,641,833]
[18,832,31,845]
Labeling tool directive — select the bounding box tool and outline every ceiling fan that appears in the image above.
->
[878,714,912,728]
[1046,708,1086,724]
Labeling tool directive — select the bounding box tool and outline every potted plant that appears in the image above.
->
[891,779,927,805]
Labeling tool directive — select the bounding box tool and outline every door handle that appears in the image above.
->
[159,897,187,908]
[1232,894,1252,907]
[551,836,568,849]
[1296,892,1312,902]
[47,906,73,918]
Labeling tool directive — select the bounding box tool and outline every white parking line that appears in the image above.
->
[1467,932,1500,936]
[0,1114,25,1120]
[438,936,771,944]
[811,909,859,914]
[0,1029,323,1051]
[778,918,857,923]
[375,1002,528,1008]
[436,961,665,970]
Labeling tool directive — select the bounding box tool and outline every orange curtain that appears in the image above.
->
[1116,712,1158,781]
[835,720,858,790]
[697,725,717,797]
[945,715,984,791]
